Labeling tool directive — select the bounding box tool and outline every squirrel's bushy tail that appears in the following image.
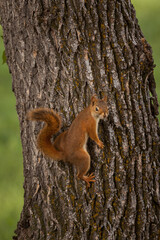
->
[27,108,63,160]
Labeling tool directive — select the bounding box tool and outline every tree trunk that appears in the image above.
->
[1,0,160,239]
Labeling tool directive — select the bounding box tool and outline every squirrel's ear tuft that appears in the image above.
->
[91,95,97,106]
[103,95,107,102]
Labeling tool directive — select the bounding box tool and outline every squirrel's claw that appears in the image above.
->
[83,173,95,187]
[98,140,104,149]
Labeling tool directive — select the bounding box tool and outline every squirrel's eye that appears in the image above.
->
[95,107,99,112]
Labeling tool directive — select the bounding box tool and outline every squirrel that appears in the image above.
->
[27,95,108,187]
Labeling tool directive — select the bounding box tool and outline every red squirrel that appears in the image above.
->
[27,95,108,187]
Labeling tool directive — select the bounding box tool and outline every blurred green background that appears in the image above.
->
[0,0,160,239]
[0,30,24,239]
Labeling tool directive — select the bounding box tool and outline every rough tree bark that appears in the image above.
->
[0,0,160,239]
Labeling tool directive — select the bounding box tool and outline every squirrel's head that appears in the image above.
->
[90,95,108,120]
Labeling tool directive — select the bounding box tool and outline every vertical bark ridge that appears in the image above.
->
[0,0,159,239]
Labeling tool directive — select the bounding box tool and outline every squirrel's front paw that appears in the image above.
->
[98,140,104,149]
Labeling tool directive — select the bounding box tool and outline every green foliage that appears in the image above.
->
[2,50,6,64]
[0,26,24,240]
[0,1,160,239]
[132,0,160,109]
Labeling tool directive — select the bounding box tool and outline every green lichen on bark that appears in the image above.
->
[0,0,159,239]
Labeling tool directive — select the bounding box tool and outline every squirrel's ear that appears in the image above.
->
[91,95,97,106]
[103,95,107,102]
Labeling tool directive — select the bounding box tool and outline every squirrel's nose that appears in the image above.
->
[104,111,108,119]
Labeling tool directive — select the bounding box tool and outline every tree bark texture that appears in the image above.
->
[1,0,160,239]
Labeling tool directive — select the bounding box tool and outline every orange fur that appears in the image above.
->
[27,95,108,187]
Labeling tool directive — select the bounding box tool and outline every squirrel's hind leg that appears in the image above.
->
[72,149,95,187]
[79,173,95,187]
